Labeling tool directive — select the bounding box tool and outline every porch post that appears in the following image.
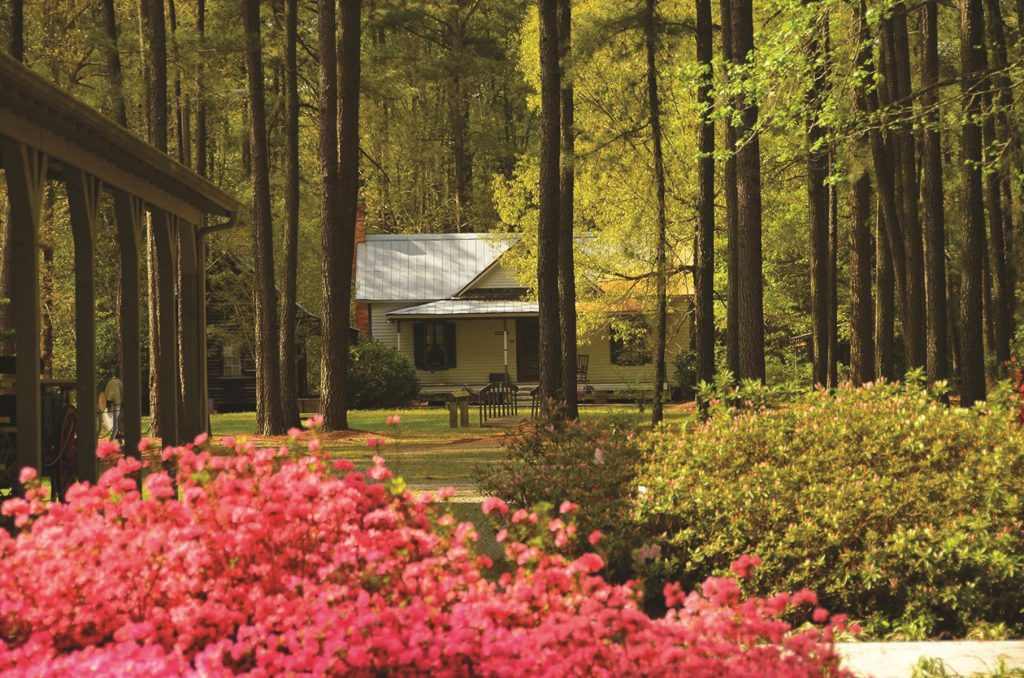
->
[3,139,47,476]
[113,191,144,462]
[502,319,509,382]
[396,321,401,352]
[152,208,180,447]
[196,232,210,434]
[178,221,200,441]
[65,168,102,484]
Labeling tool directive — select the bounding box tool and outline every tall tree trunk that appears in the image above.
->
[985,0,1017,345]
[140,0,168,432]
[806,0,830,387]
[695,0,715,387]
[720,0,740,377]
[321,0,361,430]
[850,170,874,384]
[537,0,562,404]
[279,0,301,428]
[876,204,896,379]
[959,0,988,405]
[242,0,285,435]
[728,0,765,381]
[645,0,669,423]
[827,151,839,387]
[317,0,340,424]
[859,3,909,374]
[558,0,578,419]
[447,5,471,231]
[0,0,24,353]
[889,1,927,370]
[196,0,207,176]
[100,0,129,126]
[921,0,949,385]
[983,100,1011,364]
[980,0,1012,365]
[9,0,22,60]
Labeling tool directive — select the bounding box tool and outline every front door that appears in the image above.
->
[515,318,540,382]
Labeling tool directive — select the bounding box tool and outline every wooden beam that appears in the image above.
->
[197,234,211,434]
[0,56,240,218]
[2,138,47,476]
[152,208,179,447]
[113,190,143,462]
[0,109,205,225]
[64,167,101,485]
[178,221,200,441]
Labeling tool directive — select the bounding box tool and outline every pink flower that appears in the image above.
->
[18,467,36,484]
[392,415,401,425]
[638,543,662,562]
[813,608,829,623]
[588,530,603,546]
[730,554,762,579]
[558,500,578,515]
[593,448,604,465]
[367,437,379,448]
[481,497,509,516]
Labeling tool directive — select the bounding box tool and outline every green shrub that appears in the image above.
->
[347,340,419,409]
[476,417,647,581]
[635,382,1024,639]
[673,350,697,401]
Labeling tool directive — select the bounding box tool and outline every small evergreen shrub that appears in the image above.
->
[634,382,1024,639]
[347,340,419,409]
[476,418,648,581]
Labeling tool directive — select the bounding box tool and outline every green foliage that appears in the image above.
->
[673,349,697,400]
[475,416,648,581]
[912,657,1024,678]
[346,341,419,410]
[635,382,1024,639]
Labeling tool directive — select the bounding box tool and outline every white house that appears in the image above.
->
[354,233,691,400]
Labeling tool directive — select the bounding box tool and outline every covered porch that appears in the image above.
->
[385,300,659,401]
[0,54,240,489]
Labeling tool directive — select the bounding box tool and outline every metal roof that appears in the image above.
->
[386,299,539,319]
[356,233,515,302]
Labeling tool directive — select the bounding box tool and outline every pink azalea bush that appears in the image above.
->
[0,431,851,676]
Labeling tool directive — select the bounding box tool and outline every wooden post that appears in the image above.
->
[3,139,47,476]
[152,208,179,447]
[178,221,200,441]
[65,168,102,485]
[113,191,144,463]
[196,233,210,433]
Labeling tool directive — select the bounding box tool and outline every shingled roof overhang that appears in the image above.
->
[0,54,240,224]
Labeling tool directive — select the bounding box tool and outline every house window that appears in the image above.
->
[610,318,652,366]
[413,321,457,371]
[222,344,242,377]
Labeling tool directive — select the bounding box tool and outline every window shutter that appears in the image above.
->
[413,322,426,369]
[444,321,457,368]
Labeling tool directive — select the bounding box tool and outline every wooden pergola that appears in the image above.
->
[0,54,240,484]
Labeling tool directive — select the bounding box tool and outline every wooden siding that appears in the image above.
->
[468,261,523,290]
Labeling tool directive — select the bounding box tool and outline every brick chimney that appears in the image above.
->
[354,201,370,337]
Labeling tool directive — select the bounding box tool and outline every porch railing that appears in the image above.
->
[530,386,541,419]
[478,381,519,426]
